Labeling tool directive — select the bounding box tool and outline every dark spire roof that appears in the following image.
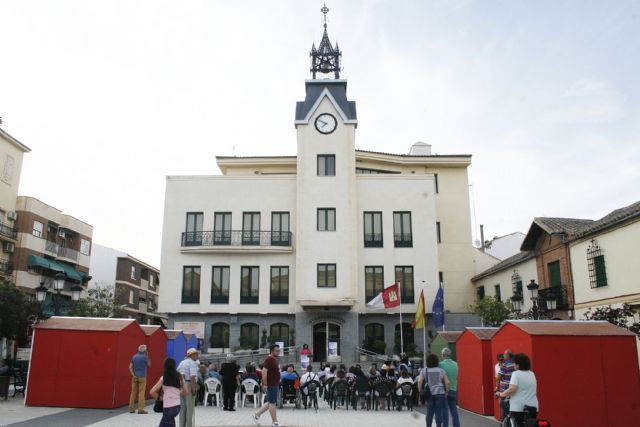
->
[310,3,342,79]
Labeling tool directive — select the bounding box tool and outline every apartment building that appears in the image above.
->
[90,244,167,325]
[13,196,92,315]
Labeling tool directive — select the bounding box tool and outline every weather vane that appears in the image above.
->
[310,2,342,79]
[321,2,329,28]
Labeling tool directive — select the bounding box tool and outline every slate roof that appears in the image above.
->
[295,80,357,121]
[471,251,535,282]
[436,331,462,343]
[521,218,593,250]
[464,327,498,340]
[505,320,636,336]
[35,317,137,332]
[571,200,640,240]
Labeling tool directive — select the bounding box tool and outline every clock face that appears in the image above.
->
[314,113,337,134]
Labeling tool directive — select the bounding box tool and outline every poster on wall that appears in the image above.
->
[174,321,205,339]
[328,341,338,357]
[300,355,309,370]
[276,341,285,356]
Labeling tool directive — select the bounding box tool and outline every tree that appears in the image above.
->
[469,296,514,327]
[69,283,121,318]
[583,304,640,336]
[0,280,43,342]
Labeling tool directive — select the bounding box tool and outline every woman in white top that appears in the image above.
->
[151,358,189,427]
[394,369,414,396]
[497,353,538,427]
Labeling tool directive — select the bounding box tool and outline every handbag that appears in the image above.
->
[420,369,432,400]
[153,387,164,413]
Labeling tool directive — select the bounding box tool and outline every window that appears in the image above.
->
[141,268,149,281]
[182,266,201,304]
[317,264,336,288]
[270,266,289,304]
[364,323,385,352]
[393,212,412,247]
[211,266,230,304]
[439,271,444,286]
[184,212,203,246]
[270,323,290,347]
[511,271,523,295]
[494,285,501,301]
[214,212,232,245]
[271,212,290,246]
[587,240,608,288]
[363,212,383,247]
[149,274,155,288]
[210,323,229,348]
[365,266,384,302]
[239,323,260,350]
[547,261,562,287]
[242,212,260,245]
[477,286,485,299]
[436,222,441,243]
[80,238,90,255]
[241,266,259,304]
[394,266,414,303]
[434,173,439,193]
[130,266,137,280]
[32,221,43,238]
[317,155,335,176]
[129,290,134,305]
[317,208,336,231]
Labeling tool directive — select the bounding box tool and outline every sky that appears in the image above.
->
[1,0,638,266]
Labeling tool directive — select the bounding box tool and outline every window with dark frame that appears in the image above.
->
[241,266,259,304]
[547,261,562,287]
[271,212,290,246]
[270,266,289,304]
[365,266,384,302]
[317,208,336,231]
[214,212,232,245]
[394,266,414,303]
[477,286,485,300]
[587,240,608,288]
[317,155,336,176]
[242,212,260,245]
[393,212,412,247]
[439,271,444,286]
[363,212,383,247]
[210,323,229,348]
[239,323,260,350]
[317,264,336,288]
[182,266,201,304]
[270,323,290,347]
[184,212,203,246]
[494,284,501,301]
[211,266,230,304]
[434,173,439,193]
[436,222,442,243]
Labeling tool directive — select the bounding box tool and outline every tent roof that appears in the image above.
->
[184,333,195,340]
[505,320,636,336]
[140,325,164,337]
[464,327,498,340]
[436,331,463,343]
[35,317,137,331]
[165,329,185,339]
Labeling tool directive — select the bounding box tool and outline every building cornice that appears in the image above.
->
[0,128,31,153]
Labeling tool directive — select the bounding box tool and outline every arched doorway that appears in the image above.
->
[210,323,229,349]
[270,323,290,347]
[394,322,414,354]
[240,322,260,350]
[364,323,385,354]
[312,321,341,362]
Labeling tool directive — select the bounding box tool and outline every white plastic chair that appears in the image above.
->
[240,379,261,408]
[204,378,222,407]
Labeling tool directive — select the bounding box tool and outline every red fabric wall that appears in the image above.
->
[144,330,167,397]
[457,331,494,415]
[114,324,147,407]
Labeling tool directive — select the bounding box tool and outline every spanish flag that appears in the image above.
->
[412,289,426,329]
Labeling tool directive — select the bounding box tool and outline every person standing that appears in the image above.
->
[220,358,240,411]
[418,354,450,427]
[129,344,151,414]
[253,344,281,426]
[439,348,460,427]
[498,353,538,427]
[151,358,188,427]
[177,348,199,427]
[496,349,515,421]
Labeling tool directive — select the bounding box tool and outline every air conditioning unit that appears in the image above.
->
[7,211,17,221]
[3,242,15,253]
[58,230,66,238]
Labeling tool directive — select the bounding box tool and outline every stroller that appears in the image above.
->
[279,378,301,409]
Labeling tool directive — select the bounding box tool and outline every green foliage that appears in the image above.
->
[584,304,640,336]
[0,280,43,341]
[236,334,255,350]
[469,296,514,326]
[69,283,120,318]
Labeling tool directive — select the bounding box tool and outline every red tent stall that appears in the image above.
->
[491,320,640,427]
[26,317,146,408]
[140,325,167,397]
[457,327,498,415]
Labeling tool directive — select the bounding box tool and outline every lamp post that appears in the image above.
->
[35,272,82,316]
[527,280,540,320]
[510,280,556,320]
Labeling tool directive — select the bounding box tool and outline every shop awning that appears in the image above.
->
[27,254,64,272]
[53,261,82,282]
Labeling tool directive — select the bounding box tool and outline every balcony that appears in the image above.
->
[57,246,79,262]
[180,230,293,253]
[0,223,17,240]
[44,240,59,255]
[364,233,383,248]
[539,285,572,310]
[0,260,13,276]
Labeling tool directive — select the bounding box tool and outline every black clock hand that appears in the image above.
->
[319,120,327,126]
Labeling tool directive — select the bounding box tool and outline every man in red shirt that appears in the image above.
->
[253,344,281,426]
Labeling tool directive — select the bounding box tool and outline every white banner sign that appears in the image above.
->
[174,321,205,339]
[328,341,338,357]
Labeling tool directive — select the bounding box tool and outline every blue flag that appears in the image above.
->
[432,284,445,328]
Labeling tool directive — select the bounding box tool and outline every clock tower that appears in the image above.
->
[294,3,359,360]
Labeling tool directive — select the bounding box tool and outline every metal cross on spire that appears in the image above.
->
[321,2,329,28]
[310,2,342,79]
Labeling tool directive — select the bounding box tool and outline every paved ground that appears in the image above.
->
[1,396,498,427]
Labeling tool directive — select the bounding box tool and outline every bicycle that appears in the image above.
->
[498,396,547,427]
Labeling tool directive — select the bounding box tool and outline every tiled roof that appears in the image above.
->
[35,317,137,332]
[437,331,462,343]
[506,320,636,336]
[521,218,593,250]
[165,330,184,339]
[465,327,498,340]
[571,200,640,240]
[471,251,535,282]
[140,325,164,336]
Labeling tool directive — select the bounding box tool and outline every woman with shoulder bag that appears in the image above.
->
[419,354,450,427]
[151,358,189,427]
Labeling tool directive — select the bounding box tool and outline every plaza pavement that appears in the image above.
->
[1,395,498,427]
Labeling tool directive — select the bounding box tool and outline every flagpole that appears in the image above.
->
[441,281,446,332]
[397,281,404,355]
[422,283,427,368]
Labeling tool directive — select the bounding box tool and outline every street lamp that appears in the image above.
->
[527,280,541,320]
[510,293,523,313]
[545,293,558,311]
[34,272,82,316]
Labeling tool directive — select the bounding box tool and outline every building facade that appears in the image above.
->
[0,128,30,281]
[13,196,92,314]
[90,244,167,325]
[159,15,485,361]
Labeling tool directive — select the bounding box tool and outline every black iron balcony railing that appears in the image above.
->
[539,285,571,309]
[181,230,292,248]
[393,233,413,248]
[0,223,17,239]
[0,260,14,275]
[364,233,383,248]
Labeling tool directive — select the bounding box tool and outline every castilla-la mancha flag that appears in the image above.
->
[366,283,401,310]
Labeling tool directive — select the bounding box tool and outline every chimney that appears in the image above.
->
[409,141,432,156]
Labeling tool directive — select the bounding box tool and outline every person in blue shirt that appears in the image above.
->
[280,364,299,382]
[129,344,150,414]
